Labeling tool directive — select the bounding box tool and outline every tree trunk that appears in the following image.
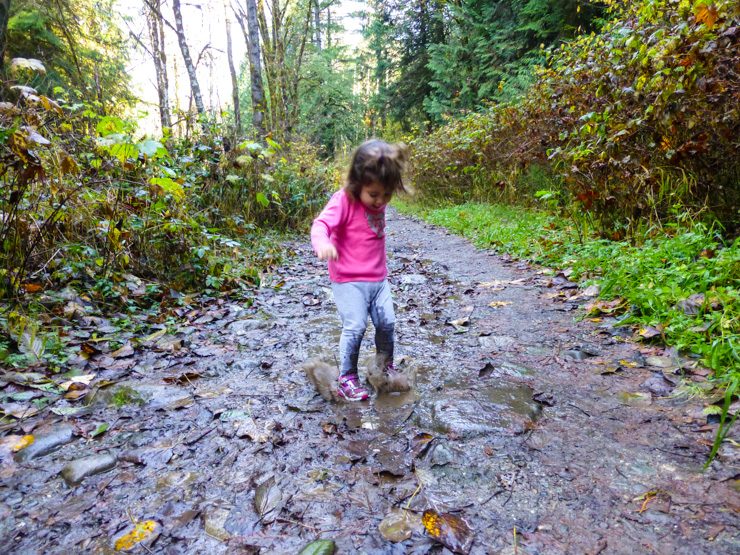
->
[244,0,265,138]
[313,0,321,51]
[326,5,330,49]
[147,0,172,132]
[0,0,10,72]
[172,0,205,117]
[224,2,242,137]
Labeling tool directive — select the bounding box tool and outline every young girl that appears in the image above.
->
[311,139,408,401]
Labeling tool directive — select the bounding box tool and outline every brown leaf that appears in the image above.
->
[422,510,474,554]
[21,283,43,293]
[695,5,719,28]
[409,433,435,458]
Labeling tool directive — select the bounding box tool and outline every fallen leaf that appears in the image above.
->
[12,435,35,452]
[422,510,474,554]
[695,4,718,28]
[379,508,421,542]
[91,423,109,438]
[0,402,40,419]
[59,374,96,391]
[254,476,283,523]
[21,283,44,293]
[163,371,201,385]
[409,433,435,458]
[488,301,512,309]
[298,540,336,555]
[113,520,160,551]
[144,328,167,343]
[111,344,135,358]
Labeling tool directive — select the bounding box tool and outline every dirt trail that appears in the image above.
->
[1,211,738,554]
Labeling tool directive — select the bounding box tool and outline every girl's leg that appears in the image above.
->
[331,282,370,377]
[369,280,395,367]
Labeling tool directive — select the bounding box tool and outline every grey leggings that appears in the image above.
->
[331,280,395,376]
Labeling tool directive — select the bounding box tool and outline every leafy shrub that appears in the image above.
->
[0,60,333,300]
[410,0,739,234]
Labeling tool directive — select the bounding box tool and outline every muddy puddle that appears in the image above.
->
[1,211,737,554]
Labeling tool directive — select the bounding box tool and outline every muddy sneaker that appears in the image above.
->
[337,374,369,402]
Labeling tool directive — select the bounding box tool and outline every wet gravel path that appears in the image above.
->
[1,210,738,554]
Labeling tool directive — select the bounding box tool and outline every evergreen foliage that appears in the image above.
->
[5,0,135,112]
[410,0,740,234]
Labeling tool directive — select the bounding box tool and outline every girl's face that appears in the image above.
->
[359,182,392,211]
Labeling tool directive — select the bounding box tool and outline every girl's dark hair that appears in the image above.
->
[345,139,408,200]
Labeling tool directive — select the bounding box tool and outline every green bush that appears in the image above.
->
[410,0,739,234]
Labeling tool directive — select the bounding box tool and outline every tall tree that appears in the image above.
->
[0,0,11,72]
[243,0,265,137]
[172,0,205,117]
[312,0,321,51]
[224,0,241,136]
[146,0,172,132]
[256,0,312,140]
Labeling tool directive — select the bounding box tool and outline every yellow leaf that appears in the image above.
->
[12,435,34,452]
[620,360,638,368]
[144,328,167,343]
[422,511,442,537]
[488,301,513,308]
[695,5,719,28]
[114,520,159,551]
[61,154,79,175]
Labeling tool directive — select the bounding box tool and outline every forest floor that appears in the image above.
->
[1,211,738,554]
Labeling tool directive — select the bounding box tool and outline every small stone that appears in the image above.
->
[14,426,75,462]
[429,443,454,467]
[60,453,116,486]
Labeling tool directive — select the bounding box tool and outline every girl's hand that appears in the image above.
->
[317,245,338,261]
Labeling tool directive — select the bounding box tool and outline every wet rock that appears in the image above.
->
[428,386,540,438]
[401,274,427,285]
[479,335,516,351]
[618,392,652,407]
[229,319,270,335]
[60,453,116,486]
[428,443,454,467]
[14,426,75,462]
[578,344,602,357]
[640,374,675,397]
[232,358,260,373]
[563,349,589,361]
[103,381,193,410]
[645,356,679,369]
[0,503,14,540]
[156,471,199,492]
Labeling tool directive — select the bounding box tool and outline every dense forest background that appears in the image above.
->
[0,0,737,447]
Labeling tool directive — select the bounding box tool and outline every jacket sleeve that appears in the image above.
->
[310,191,345,254]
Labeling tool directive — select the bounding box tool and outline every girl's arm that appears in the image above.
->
[311,191,345,260]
